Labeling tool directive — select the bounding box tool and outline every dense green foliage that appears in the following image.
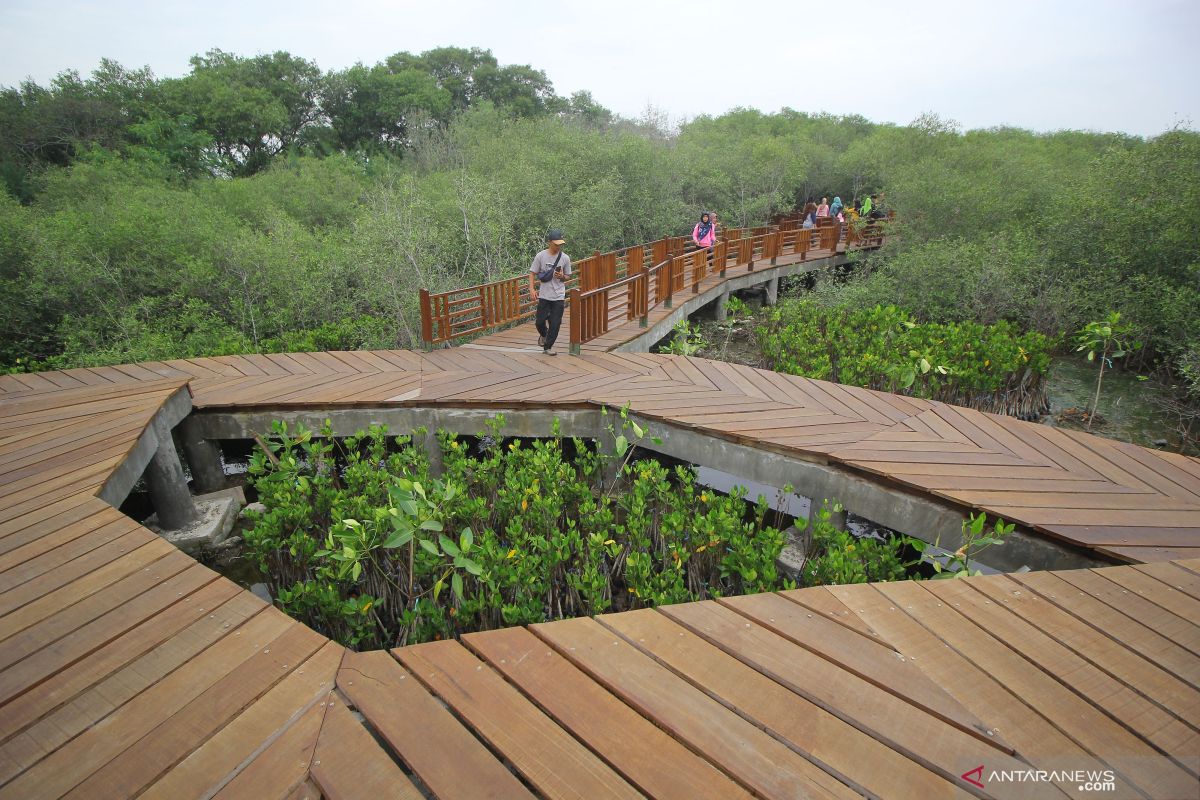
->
[801,504,920,586]
[244,415,791,649]
[1,48,1197,413]
[758,301,1055,416]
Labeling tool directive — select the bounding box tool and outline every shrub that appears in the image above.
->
[757,300,1056,417]
[243,414,792,648]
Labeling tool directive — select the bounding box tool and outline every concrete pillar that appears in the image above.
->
[179,416,225,493]
[145,421,199,530]
[807,499,847,532]
[714,291,730,322]
[764,277,779,307]
[423,429,444,477]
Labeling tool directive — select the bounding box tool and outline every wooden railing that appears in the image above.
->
[419,212,888,348]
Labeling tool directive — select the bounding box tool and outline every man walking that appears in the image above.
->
[528,229,572,355]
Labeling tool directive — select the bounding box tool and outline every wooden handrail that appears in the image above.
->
[420,207,889,348]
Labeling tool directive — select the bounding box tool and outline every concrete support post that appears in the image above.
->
[764,277,779,307]
[423,428,445,477]
[144,421,199,530]
[714,291,730,322]
[807,499,847,532]
[829,506,848,531]
[179,416,225,493]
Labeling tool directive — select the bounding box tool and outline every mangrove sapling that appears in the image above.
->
[1075,312,1140,430]
[661,318,708,356]
[924,512,1014,579]
[719,296,750,361]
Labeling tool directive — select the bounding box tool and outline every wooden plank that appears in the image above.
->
[0,568,217,707]
[777,585,892,644]
[0,530,162,618]
[1134,560,1200,601]
[1010,571,1199,688]
[208,697,325,800]
[396,639,640,800]
[0,594,268,784]
[0,500,116,568]
[464,626,751,800]
[1052,567,1200,657]
[0,579,244,742]
[871,580,1197,797]
[1098,544,1200,563]
[717,592,1002,746]
[532,615,858,800]
[141,641,341,800]
[825,582,1131,800]
[310,696,423,800]
[336,649,533,800]
[0,606,296,798]
[0,537,175,645]
[61,623,328,799]
[655,601,1041,789]
[968,574,1200,727]
[597,609,970,800]
[930,578,1200,771]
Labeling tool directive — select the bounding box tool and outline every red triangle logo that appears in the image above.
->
[962,765,985,789]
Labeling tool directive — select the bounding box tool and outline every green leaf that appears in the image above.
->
[614,434,628,458]
[439,534,460,557]
[631,421,644,439]
[419,519,443,532]
[383,529,413,549]
[460,527,474,553]
[433,577,444,600]
[459,557,483,576]
[351,561,362,581]
[342,519,361,528]
[452,572,464,602]
[342,545,356,559]
[419,538,439,556]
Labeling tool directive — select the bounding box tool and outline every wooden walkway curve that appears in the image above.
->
[0,347,1198,797]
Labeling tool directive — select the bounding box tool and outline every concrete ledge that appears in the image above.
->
[97,384,193,508]
[190,403,1108,572]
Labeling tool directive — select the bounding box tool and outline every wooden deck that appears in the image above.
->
[2,290,1199,795]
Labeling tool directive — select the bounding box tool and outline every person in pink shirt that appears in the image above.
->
[692,211,716,249]
[816,196,830,218]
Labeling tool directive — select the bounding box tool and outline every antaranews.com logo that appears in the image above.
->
[962,765,1117,793]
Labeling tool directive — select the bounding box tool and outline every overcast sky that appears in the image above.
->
[2,0,1197,137]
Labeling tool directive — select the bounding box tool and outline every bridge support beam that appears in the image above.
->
[714,291,729,322]
[764,277,779,307]
[179,416,225,493]
[423,428,444,477]
[144,420,200,530]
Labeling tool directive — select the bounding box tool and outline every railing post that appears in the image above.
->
[639,271,649,328]
[568,288,582,356]
[419,289,434,350]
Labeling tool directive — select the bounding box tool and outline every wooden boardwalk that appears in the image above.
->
[1,293,1199,793]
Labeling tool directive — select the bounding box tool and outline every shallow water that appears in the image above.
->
[1046,356,1191,453]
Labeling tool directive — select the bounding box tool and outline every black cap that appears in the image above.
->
[546,229,566,244]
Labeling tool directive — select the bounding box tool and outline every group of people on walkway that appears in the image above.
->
[527,196,882,355]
